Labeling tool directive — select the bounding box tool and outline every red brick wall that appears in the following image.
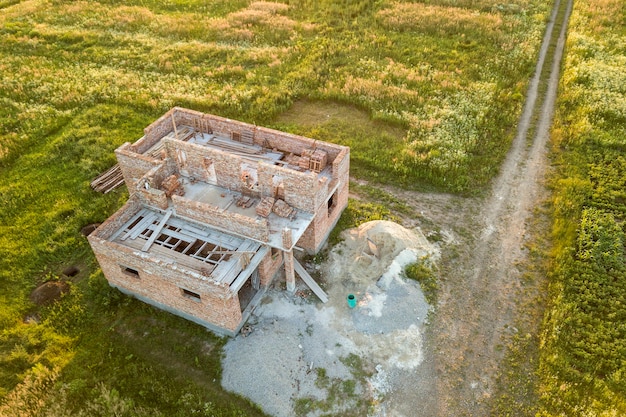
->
[116,144,162,191]
[172,195,270,242]
[92,196,143,240]
[257,249,283,286]
[88,234,243,331]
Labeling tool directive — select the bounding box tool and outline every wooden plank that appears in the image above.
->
[175,223,239,250]
[90,164,125,193]
[109,208,149,241]
[103,177,125,194]
[117,209,149,241]
[229,246,269,291]
[127,212,159,240]
[148,244,215,276]
[294,258,328,303]
[212,257,241,284]
[145,223,195,243]
[142,210,172,252]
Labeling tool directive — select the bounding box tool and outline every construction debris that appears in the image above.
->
[160,174,184,197]
[236,195,255,208]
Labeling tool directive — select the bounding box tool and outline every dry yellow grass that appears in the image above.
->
[377,2,503,36]
[581,0,624,33]
[248,1,290,14]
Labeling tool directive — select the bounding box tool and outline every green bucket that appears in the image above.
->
[347,294,357,308]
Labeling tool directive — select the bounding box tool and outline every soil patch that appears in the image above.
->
[61,265,80,277]
[30,281,70,306]
[80,223,101,236]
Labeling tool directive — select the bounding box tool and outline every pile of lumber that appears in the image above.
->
[90,164,124,193]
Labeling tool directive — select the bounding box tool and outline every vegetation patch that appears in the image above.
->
[403,259,438,305]
[294,353,373,417]
[538,0,626,414]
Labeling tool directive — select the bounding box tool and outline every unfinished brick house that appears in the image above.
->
[88,107,349,335]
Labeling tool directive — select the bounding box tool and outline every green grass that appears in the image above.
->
[403,261,438,305]
[293,353,373,417]
[0,0,554,414]
[537,0,626,415]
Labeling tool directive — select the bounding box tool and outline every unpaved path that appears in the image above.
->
[382,0,573,414]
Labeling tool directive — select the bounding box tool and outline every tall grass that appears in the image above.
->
[538,0,626,414]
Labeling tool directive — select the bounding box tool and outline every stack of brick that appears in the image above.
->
[255,197,275,217]
[298,153,311,170]
[272,199,295,219]
[161,174,184,197]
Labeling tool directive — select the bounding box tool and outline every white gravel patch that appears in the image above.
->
[221,221,438,416]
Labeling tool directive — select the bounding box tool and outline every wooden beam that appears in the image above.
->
[229,246,269,291]
[127,212,159,240]
[293,258,328,303]
[109,208,148,241]
[142,210,172,252]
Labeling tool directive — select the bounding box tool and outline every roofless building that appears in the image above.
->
[87,107,349,335]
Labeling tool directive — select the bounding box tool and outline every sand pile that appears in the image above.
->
[324,220,437,293]
[221,221,438,417]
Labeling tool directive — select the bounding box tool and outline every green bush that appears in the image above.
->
[404,260,438,305]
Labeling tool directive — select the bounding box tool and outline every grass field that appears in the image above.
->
[538,0,626,415]
[0,0,554,415]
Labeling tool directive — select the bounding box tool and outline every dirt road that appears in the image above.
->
[381,0,573,415]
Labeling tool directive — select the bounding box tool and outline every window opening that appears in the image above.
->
[327,192,337,216]
[121,266,140,278]
[181,288,201,301]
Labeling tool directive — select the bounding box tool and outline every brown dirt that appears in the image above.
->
[30,281,70,306]
[80,223,101,237]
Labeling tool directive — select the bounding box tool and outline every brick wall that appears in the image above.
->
[297,178,349,253]
[172,195,270,242]
[88,234,243,331]
[257,248,284,286]
[162,138,243,190]
[141,108,177,152]
[116,143,162,191]
[92,195,143,240]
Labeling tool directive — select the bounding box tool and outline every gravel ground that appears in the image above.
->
[221,221,437,416]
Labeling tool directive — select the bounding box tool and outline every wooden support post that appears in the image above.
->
[293,258,328,303]
[171,114,179,141]
[282,228,295,293]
